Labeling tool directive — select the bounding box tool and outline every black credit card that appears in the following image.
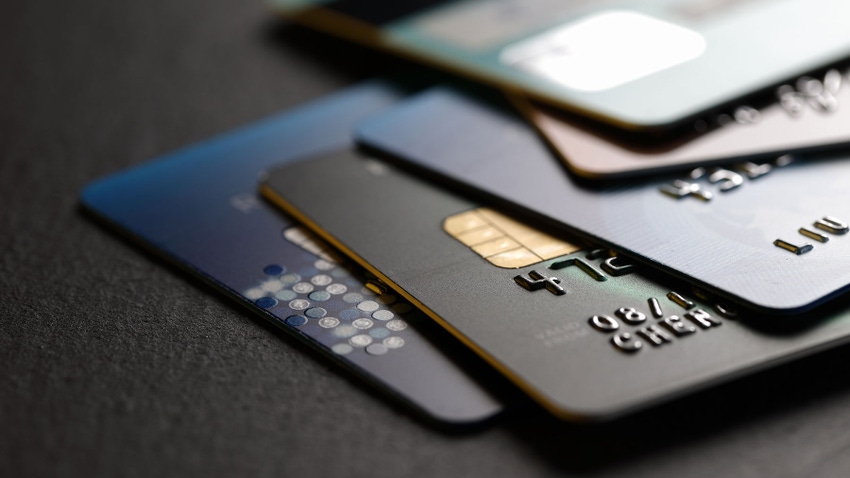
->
[80,81,512,425]
[355,87,850,315]
[261,147,850,420]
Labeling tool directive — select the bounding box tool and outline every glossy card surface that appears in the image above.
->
[521,68,850,179]
[262,148,850,420]
[274,0,850,132]
[80,82,508,425]
[355,87,850,314]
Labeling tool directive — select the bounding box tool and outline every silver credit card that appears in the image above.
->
[355,87,850,315]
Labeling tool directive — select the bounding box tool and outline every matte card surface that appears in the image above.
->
[274,0,850,132]
[355,87,850,314]
[521,68,850,179]
[262,148,850,421]
[80,82,509,425]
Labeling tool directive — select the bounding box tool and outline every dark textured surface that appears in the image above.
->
[4,1,850,476]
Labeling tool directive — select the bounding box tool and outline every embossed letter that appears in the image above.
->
[708,168,744,192]
[799,228,829,243]
[815,216,849,235]
[549,257,606,281]
[601,256,635,277]
[611,333,642,353]
[773,239,813,255]
[685,309,722,329]
[661,315,697,337]
[735,161,772,179]
[637,325,673,346]
[659,180,713,201]
[667,291,695,310]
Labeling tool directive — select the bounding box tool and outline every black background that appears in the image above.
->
[4,1,850,476]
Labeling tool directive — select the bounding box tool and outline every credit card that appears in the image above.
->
[273,0,850,133]
[518,68,850,179]
[80,81,511,425]
[355,87,850,314]
[261,147,850,420]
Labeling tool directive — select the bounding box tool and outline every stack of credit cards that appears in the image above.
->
[83,2,850,424]
[81,82,517,427]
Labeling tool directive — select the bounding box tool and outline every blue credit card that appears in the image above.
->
[79,81,511,425]
[355,87,850,315]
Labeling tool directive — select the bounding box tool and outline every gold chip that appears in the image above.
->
[442,207,581,268]
[443,210,487,235]
[524,236,580,260]
[472,237,521,257]
[477,208,540,242]
[455,225,503,246]
[488,248,543,269]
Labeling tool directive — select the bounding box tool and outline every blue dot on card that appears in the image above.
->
[369,328,390,339]
[305,307,327,319]
[308,291,331,302]
[256,297,278,309]
[264,264,285,276]
[284,315,307,327]
[340,308,360,320]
